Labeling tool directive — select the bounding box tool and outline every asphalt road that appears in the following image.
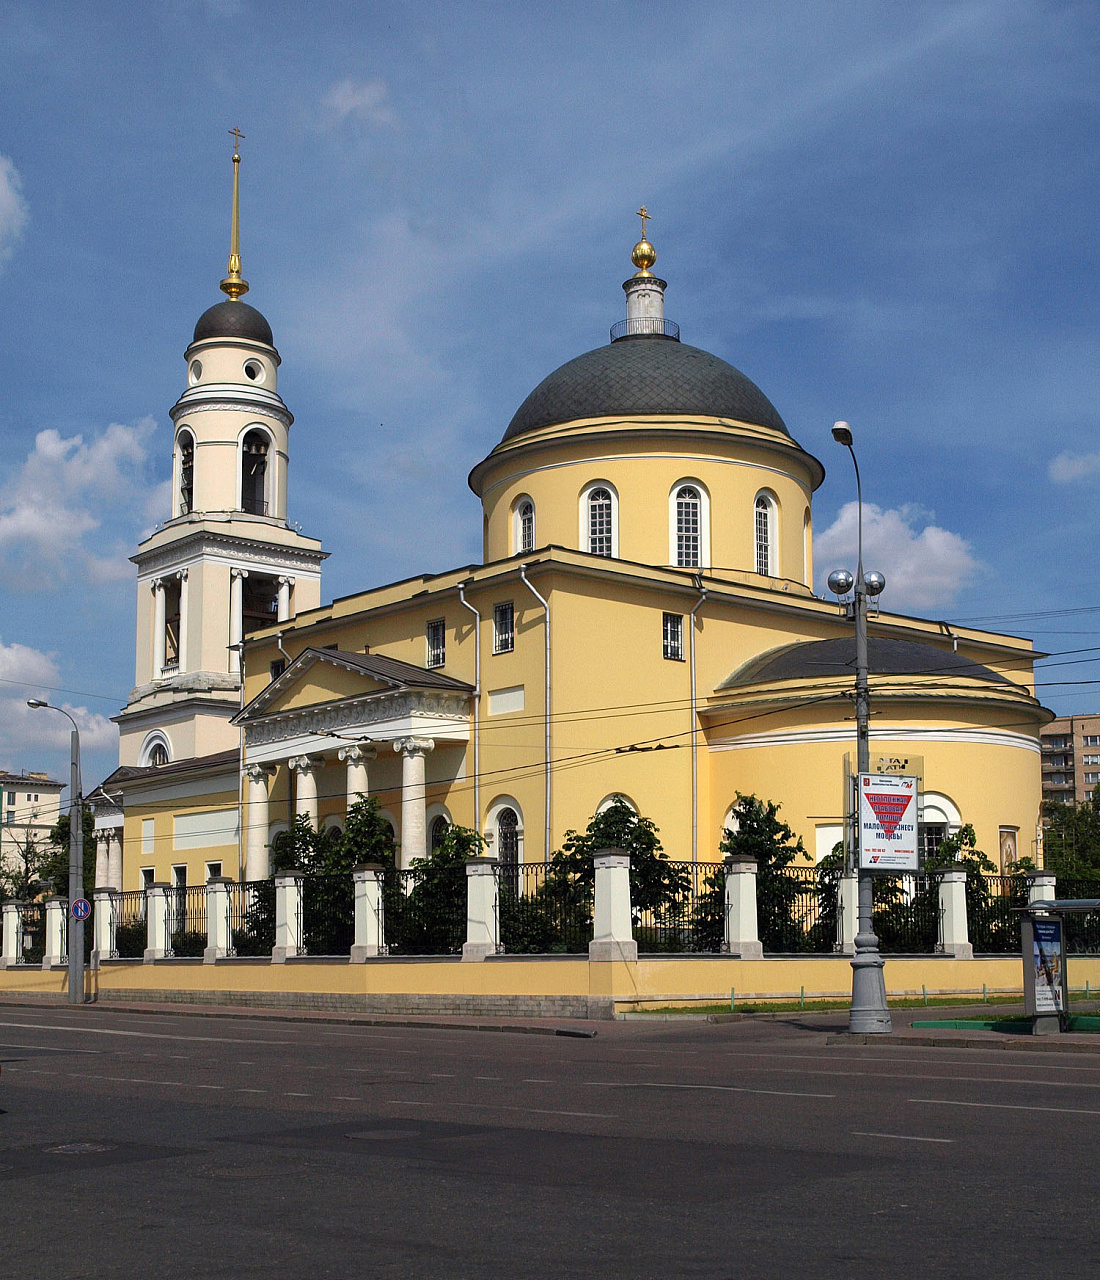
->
[1,1004,1098,1279]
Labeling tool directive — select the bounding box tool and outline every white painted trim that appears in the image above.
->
[709,726,1041,753]
[579,480,619,558]
[596,792,637,814]
[139,729,173,767]
[668,478,711,569]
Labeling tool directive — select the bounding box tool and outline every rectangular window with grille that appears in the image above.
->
[663,612,684,661]
[675,488,700,567]
[493,602,514,654]
[587,489,613,557]
[426,618,446,668]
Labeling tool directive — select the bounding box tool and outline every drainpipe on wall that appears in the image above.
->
[689,578,707,865]
[456,582,481,834]
[520,564,551,864]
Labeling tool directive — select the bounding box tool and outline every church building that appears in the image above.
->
[94,154,1049,895]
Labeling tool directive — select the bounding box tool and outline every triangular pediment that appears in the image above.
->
[235,647,473,724]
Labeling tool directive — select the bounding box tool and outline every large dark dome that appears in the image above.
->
[503,335,787,441]
[192,300,274,347]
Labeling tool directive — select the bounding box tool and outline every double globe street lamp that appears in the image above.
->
[829,422,891,1034]
[27,699,86,1005]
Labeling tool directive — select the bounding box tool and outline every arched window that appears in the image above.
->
[497,806,520,893]
[675,485,701,567]
[517,500,535,554]
[241,429,269,515]
[140,731,172,768]
[178,431,194,516]
[754,494,776,576]
[431,814,450,850]
[586,486,615,557]
[148,743,169,767]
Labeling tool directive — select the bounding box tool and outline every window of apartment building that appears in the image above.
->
[1087,773,1100,786]
[663,612,684,661]
[1084,755,1100,766]
[1086,735,1100,746]
[1051,773,1066,785]
[493,602,514,654]
[426,618,446,668]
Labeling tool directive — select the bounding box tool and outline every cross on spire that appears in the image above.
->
[636,205,651,240]
[229,126,245,158]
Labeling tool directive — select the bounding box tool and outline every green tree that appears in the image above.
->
[384,823,480,954]
[1042,796,1100,876]
[42,807,97,898]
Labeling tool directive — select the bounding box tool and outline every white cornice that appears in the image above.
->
[708,725,1041,753]
[133,530,326,577]
[170,384,293,427]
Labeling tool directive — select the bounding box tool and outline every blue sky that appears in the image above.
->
[1,0,1099,788]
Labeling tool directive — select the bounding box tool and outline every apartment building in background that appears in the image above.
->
[1040,714,1100,807]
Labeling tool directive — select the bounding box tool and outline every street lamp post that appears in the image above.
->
[829,423,891,1034]
[27,699,85,1005]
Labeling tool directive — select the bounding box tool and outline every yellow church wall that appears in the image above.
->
[121,788,240,888]
[477,420,817,582]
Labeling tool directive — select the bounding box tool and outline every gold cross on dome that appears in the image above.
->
[229,126,245,157]
[636,205,651,239]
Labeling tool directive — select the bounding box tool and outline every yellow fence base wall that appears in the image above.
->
[4,953,1099,1020]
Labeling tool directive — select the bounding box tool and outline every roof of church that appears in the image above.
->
[718,635,1012,690]
[99,748,240,790]
[192,300,274,347]
[503,336,788,441]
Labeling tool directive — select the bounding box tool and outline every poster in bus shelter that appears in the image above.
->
[858,773,919,871]
[1032,918,1064,1014]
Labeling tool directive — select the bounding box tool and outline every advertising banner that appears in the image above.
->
[858,773,919,871]
[1032,918,1064,1014]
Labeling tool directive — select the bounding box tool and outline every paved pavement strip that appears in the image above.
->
[830,1032,1100,1053]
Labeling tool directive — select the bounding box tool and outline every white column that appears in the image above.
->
[339,743,375,809]
[463,857,500,960]
[151,578,166,677]
[590,849,637,962]
[176,568,189,671]
[288,755,322,828]
[229,567,248,674]
[0,901,23,967]
[244,764,275,879]
[43,896,68,968]
[272,871,303,962]
[144,883,170,961]
[92,889,117,965]
[394,737,434,868]
[203,877,232,962]
[937,867,973,959]
[723,856,763,961]
[277,575,294,623]
[94,832,109,890]
[1028,871,1057,904]
[107,829,123,892]
[351,864,385,961]
[838,870,858,955]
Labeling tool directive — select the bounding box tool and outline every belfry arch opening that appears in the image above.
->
[177,430,194,516]
[241,429,270,515]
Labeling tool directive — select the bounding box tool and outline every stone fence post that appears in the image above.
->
[463,857,500,961]
[92,889,118,966]
[590,849,636,962]
[204,877,233,962]
[1027,871,1056,904]
[937,866,972,959]
[273,871,304,963]
[43,896,68,968]
[723,856,762,960]
[144,883,171,961]
[351,864,385,961]
[0,901,24,968]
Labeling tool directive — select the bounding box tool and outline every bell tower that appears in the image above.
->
[114,135,326,769]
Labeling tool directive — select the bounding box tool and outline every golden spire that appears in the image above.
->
[220,127,249,301]
[631,205,656,277]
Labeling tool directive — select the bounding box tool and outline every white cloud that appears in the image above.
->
[814,501,980,613]
[1048,451,1100,484]
[0,418,158,589]
[320,78,398,131]
[0,153,28,264]
[0,639,115,771]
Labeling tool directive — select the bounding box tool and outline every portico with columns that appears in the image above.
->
[234,648,473,870]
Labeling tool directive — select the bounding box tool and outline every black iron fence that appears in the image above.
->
[169,885,207,957]
[230,880,275,956]
[872,873,940,953]
[301,874,354,956]
[969,874,1030,953]
[114,890,146,958]
[633,862,726,953]
[382,863,466,956]
[758,865,841,954]
[21,902,44,964]
[500,861,593,954]
[1056,877,1100,954]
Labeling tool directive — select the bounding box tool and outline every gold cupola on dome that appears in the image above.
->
[631,205,656,277]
